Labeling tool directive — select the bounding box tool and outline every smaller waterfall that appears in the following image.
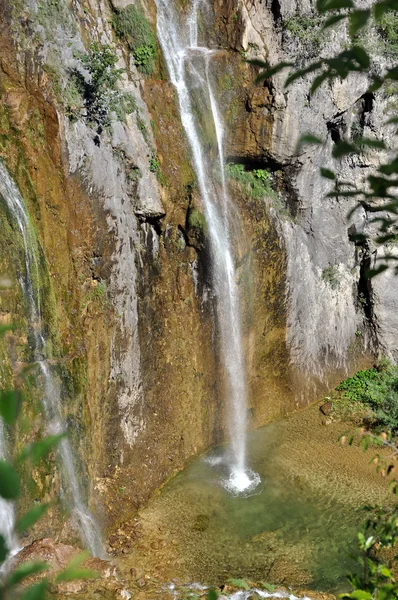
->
[0,161,103,557]
[0,421,17,555]
[156,0,259,493]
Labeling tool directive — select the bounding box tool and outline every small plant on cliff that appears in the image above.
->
[284,13,325,57]
[377,10,398,58]
[112,5,157,75]
[321,265,340,289]
[79,42,135,126]
[227,164,274,199]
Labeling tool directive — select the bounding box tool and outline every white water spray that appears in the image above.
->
[0,161,103,557]
[155,0,259,493]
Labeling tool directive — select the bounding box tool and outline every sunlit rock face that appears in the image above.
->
[213,0,397,393]
[0,0,395,542]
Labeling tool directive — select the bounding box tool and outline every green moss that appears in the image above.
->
[187,207,207,236]
[112,5,157,75]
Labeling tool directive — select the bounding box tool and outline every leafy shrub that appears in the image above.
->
[79,42,136,125]
[112,6,157,75]
[336,365,398,431]
[226,163,275,200]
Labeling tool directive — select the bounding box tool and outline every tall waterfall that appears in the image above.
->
[156,0,259,493]
[0,161,103,557]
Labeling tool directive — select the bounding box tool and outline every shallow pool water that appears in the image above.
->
[132,409,391,593]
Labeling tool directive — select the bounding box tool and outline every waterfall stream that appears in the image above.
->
[0,161,103,557]
[156,0,259,493]
[0,421,16,555]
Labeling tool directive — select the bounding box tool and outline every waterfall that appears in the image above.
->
[0,161,103,557]
[0,421,17,555]
[155,0,259,493]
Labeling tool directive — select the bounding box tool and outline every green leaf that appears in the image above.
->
[386,66,398,81]
[378,566,393,578]
[16,504,49,534]
[374,1,397,21]
[296,133,324,152]
[318,0,354,12]
[366,265,389,278]
[285,61,323,87]
[20,580,48,600]
[19,433,65,465]
[349,10,370,36]
[358,138,386,150]
[346,591,372,600]
[227,579,249,590]
[7,562,48,587]
[250,61,294,82]
[55,552,98,583]
[311,71,330,94]
[207,590,218,600]
[0,461,19,500]
[332,141,358,158]
[351,45,370,69]
[0,534,8,562]
[368,75,384,92]
[323,14,347,29]
[320,168,336,180]
[0,390,20,426]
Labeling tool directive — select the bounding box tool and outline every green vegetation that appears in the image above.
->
[79,42,136,125]
[137,115,149,142]
[81,280,110,312]
[284,14,325,56]
[321,265,340,289]
[336,364,398,432]
[148,154,166,184]
[112,5,157,75]
[187,207,207,236]
[377,10,398,58]
[226,163,275,200]
[36,0,76,36]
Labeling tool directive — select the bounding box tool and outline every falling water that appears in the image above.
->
[0,161,103,557]
[155,0,259,493]
[0,421,16,555]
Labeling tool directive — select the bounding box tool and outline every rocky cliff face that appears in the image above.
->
[0,0,395,546]
[215,0,397,389]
